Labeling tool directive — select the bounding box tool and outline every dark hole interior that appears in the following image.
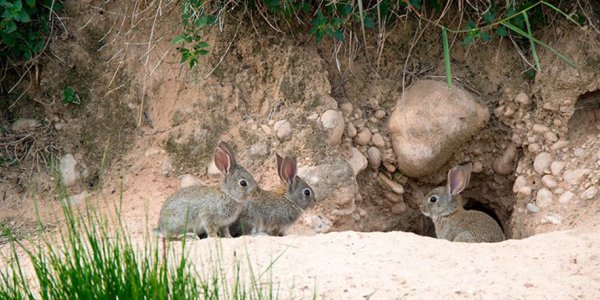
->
[567,90,600,140]
[463,198,505,232]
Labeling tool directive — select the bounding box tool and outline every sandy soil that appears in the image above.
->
[171,228,600,299]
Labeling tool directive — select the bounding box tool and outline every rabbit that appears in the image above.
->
[234,154,316,236]
[419,163,506,243]
[156,141,259,239]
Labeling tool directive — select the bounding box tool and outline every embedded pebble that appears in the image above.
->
[249,142,270,157]
[518,186,532,196]
[367,146,382,168]
[550,140,569,150]
[535,188,553,207]
[340,102,353,117]
[558,191,575,204]
[179,174,202,188]
[306,113,319,121]
[533,152,552,174]
[532,124,549,133]
[347,147,368,176]
[514,92,531,105]
[355,128,372,145]
[581,186,598,200]
[528,144,540,153]
[574,148,585,157]
[274,120,292,141]
[544,132,558,142]
[378,173,404,194]
[550,161,566,176]
[526,203,540,213]
[493,144,517,175]
[513,176,528,193]
[563,168,591,185]
[261,125,273,136]
[346,123,357,138]
[541,175,558,189]
[161,159,173,176]
[544,213,562,225]
[144,147,162,157]
[374,110,386,119]
[54,122,67,130]
[11,118,40,132]
[371,133,385,148]
[60,154,80,186]
[321,110,345,145]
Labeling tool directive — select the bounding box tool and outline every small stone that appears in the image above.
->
[518,186,532,196]
[60,154,80,186]
[366,147,382,168]
[347,147,368,176]
[144,147,162,157]
[374,110,386,119]
[472,161,484,173]
[249,142,270,157]
[54,122,67,131]
[528,144,541,153]
[274,120,292,141]
[533,152,552,174]
[581,186,598,200]
[544,213,562,225]
[526,203,540,213]
[268,120,275,126]
[563,168,591,185]
[550,140,569,150]
[371,133,385,148]
[536,188,553,208]
[346,123,357,138]
[355,128,372,146]
[378,173,404,194]
[541,175,558,189]
[261,125,273,136]
[358,208,367,217]
[308,215,332,233]
[558,191,575,204]
[532,124,549,133]
[515,92,531,105]
[544,132,558,142]
[161,159,173,177]
[574,148,585,157]
[179,174,202,188]
[207,161,221,175]
[493,144,517,175]
[11,119,40,132]
[340,102,353,117]
[321,110,345,146]
[513,176,528,193]
[550,161,566,176]
[383,162,397,173]
[306,113,319,121]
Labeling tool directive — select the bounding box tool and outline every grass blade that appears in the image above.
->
[522,12,541,72]
[442,28,452,87]
[500,21,577,68]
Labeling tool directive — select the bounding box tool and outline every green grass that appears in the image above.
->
[0,190,291,299]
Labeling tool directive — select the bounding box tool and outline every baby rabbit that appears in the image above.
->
[157,141,259,239]
[420,163,506,243]
[235,154,316,236]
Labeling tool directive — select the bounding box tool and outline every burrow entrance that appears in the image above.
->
[567,90,600,141]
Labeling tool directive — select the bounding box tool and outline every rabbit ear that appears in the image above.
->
[217,141,237,165]
[214,146,232,174]
[446,163,472,195]
[275,153,284,180]
[280,156,297,184]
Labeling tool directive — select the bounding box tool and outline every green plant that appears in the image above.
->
[173,0,216,68]
[0,0,62,61]
[62,85,80,105]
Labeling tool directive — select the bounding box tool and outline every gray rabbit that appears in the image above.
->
[420,163,506,243]
[157,141,259,239]
[235,154,316,236]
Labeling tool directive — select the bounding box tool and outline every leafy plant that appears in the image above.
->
[0,0,62,61]
[62,85,81,105]
[173,0,216,68]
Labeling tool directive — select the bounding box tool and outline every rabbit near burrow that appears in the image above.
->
[156,141,259,239]
[234,154,316,236]
[420,163,506,243]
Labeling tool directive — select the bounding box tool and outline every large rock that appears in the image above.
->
[388,80,489,178]
[298,159,358,203]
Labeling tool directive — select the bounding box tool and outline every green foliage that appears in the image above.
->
[62,85,80,105]
[0,0,62,61]
[174,0,216,68]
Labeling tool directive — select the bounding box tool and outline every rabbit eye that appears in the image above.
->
[239,180,248,187]
[429,196,438,203]
[303,188,311,196]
